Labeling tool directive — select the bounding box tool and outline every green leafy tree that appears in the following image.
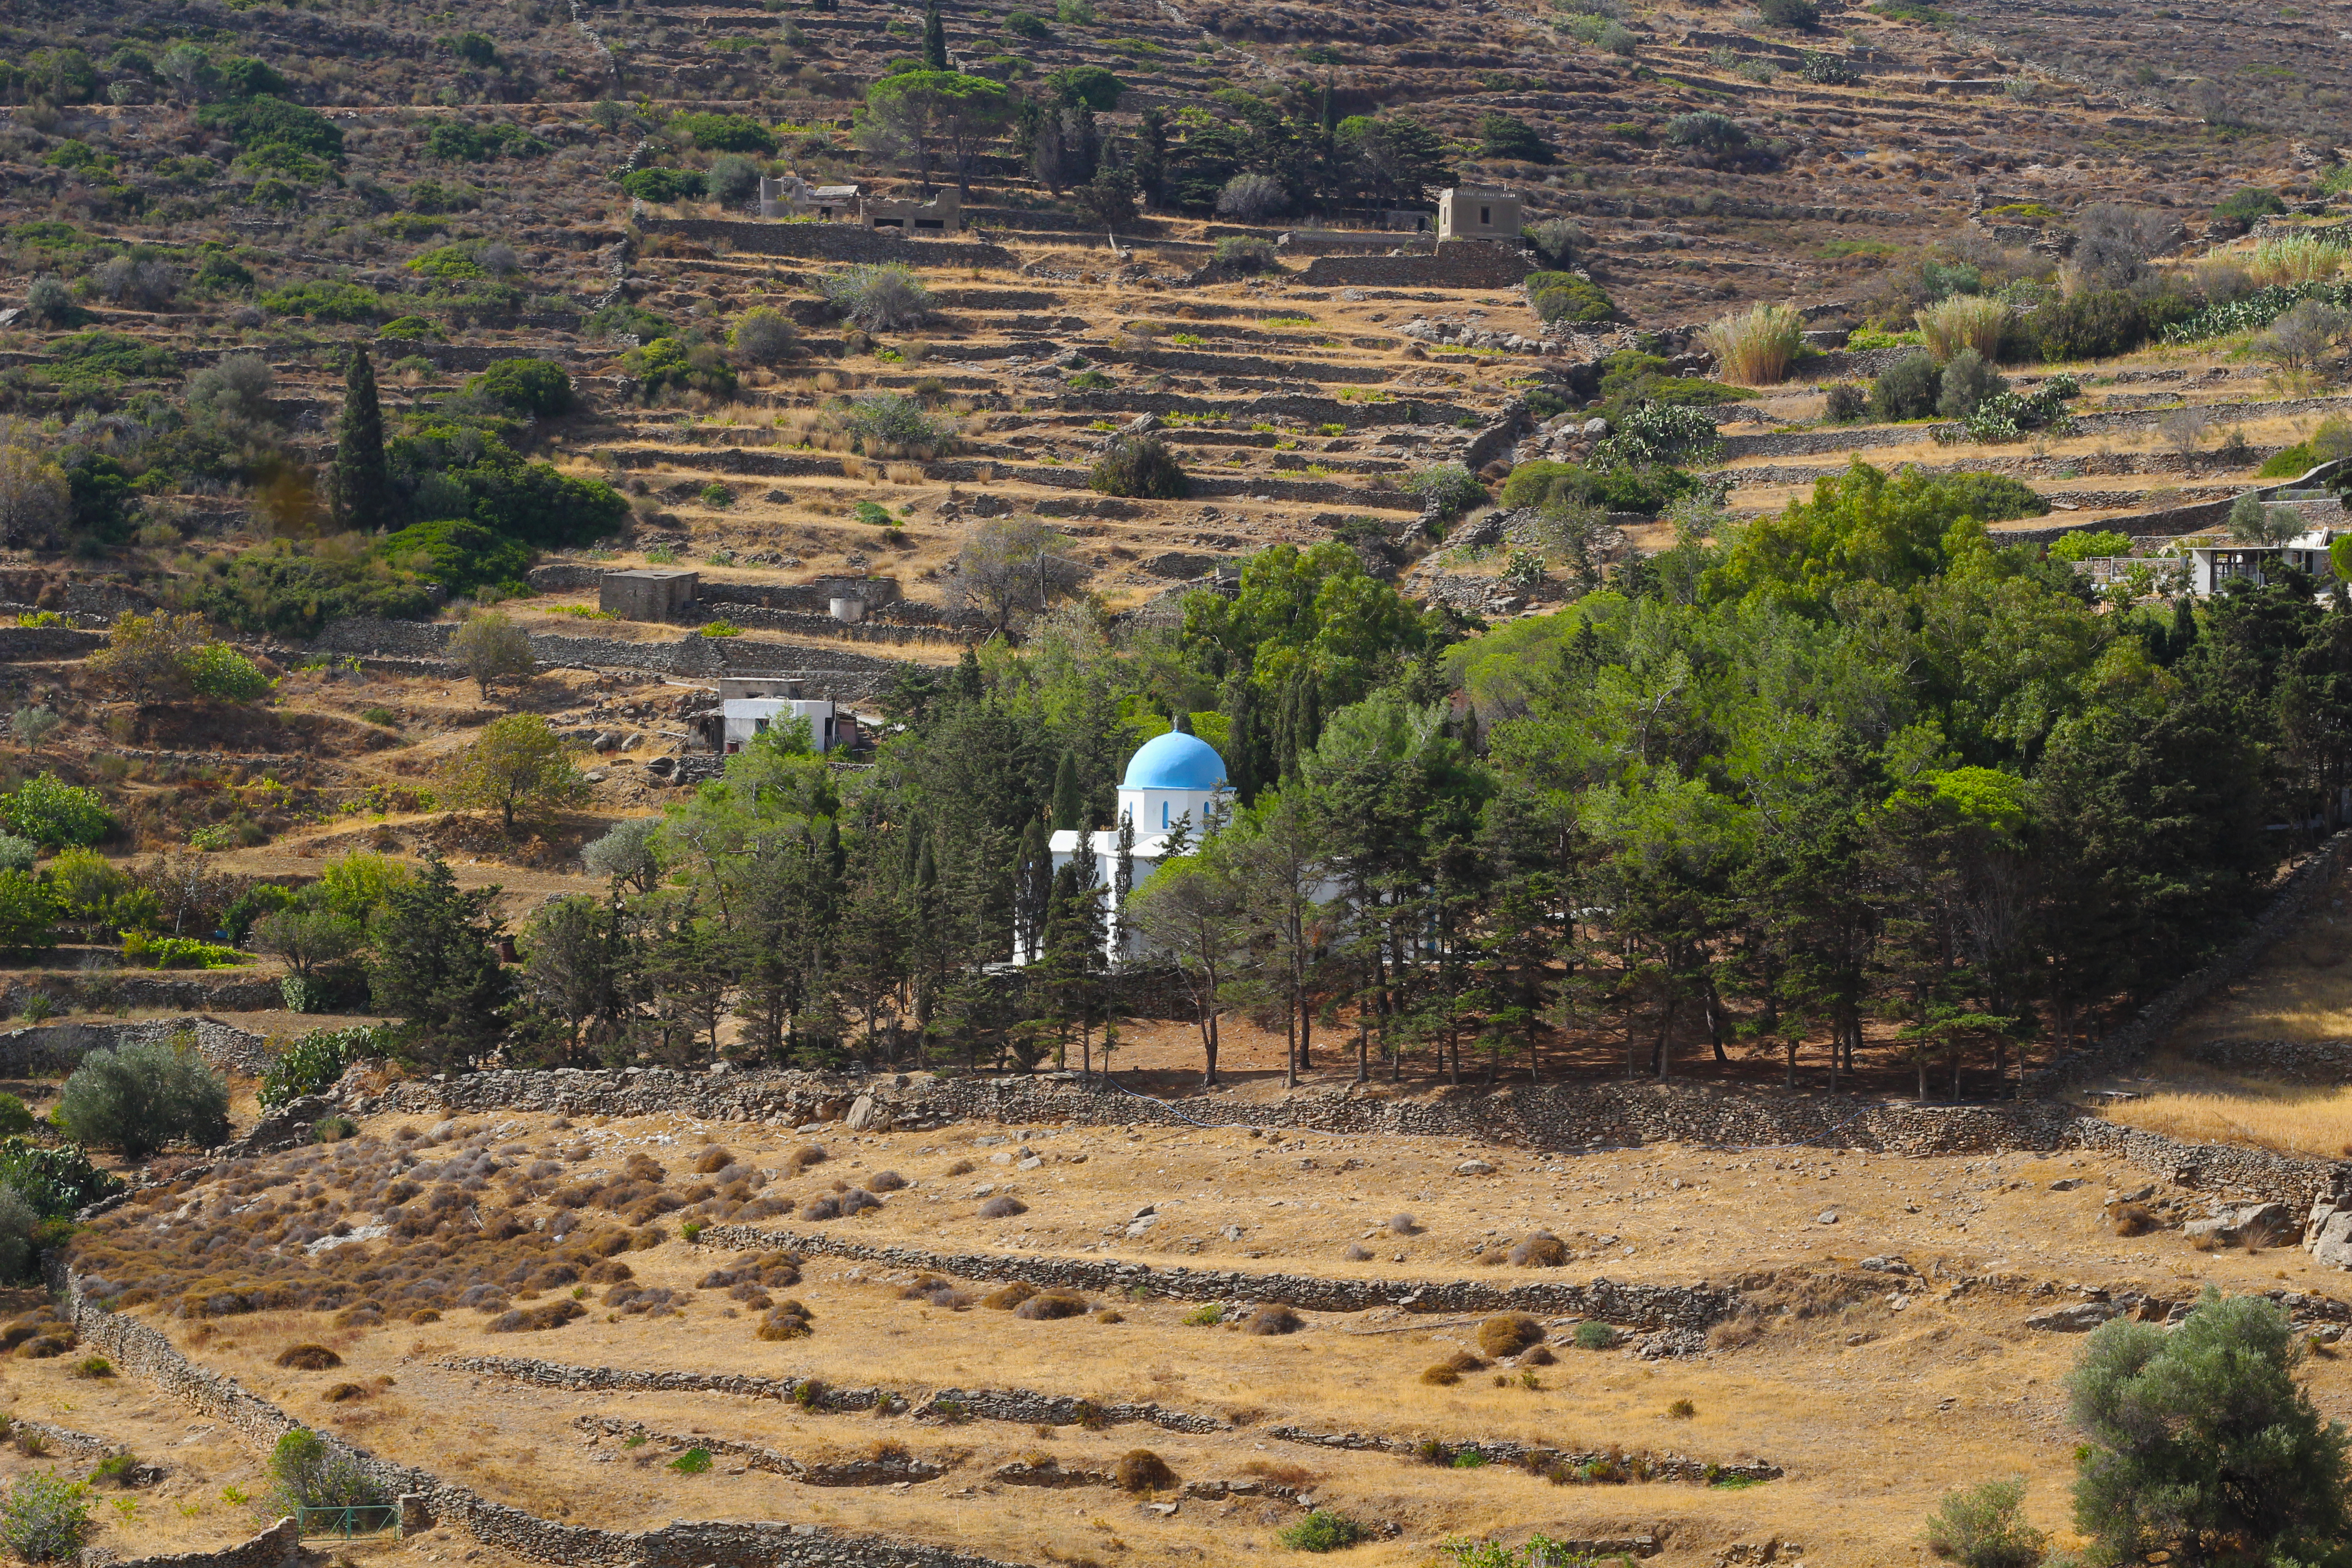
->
[53,1036,230,1161]
[856,71,1015,197]
[447,612,538,703]
[0,1472,94,1562]
[2069,1291,2351,1567]
[439,714,584,830]
[0,775,112,849]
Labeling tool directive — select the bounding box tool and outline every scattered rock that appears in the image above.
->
[1455,1160,1496,1176]
[2026,1301,2124,1332]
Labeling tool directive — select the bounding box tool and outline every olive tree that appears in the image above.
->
[54,1036,230,1161]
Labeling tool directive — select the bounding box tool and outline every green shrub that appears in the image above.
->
[1759,0,1819,25]
[1572,1320,1619,1350]
[1005,10,1049,37]
[620,167,706,203]
[2215,187,2285,228]
[1922,1475,2046,1568]
[0,1141,119,1219]
[1936,350,2007,419]
[0,872,58,954]
[1092,434,1189,499]
[1213,235,1278,272]
[1476,112,1552,163]
[183,643,272,702]
[0,1185,35,1281]
[2261,442,2318,479]
[833,392,951,453]
[260,280,382,323]
[2068,1292,2347,1566]
[1824,383,1869,422]
[467,358,573,417]
[0,776,111,849]
[376,519,532,597]
[670,112,779,153]
[121,935,252,970]
[197,95,343,160]
[0,1472,93,1562]
[668,1446,713,1474]
[2048,529,2132,563]
[1666,110,1747,151]
[264,1429,384,1514]
[1276,1511,1369,1553]
[1499,459,1691,515]
[1872,352,1942,421]
[1523,270,1614,326]
[819,263,934,330]
[54,1037,230,1161]
[2035,289,2150,362]
[0,1098,30,1138]
[618,337,737,401]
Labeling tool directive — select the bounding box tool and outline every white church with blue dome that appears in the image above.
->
[1012,728,1230,965]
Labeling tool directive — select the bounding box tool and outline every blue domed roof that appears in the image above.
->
[1123,730,1227,791]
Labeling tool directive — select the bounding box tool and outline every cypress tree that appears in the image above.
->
[1173,710,1193,735]
[2167,595,2199,665]
[955,647,984,701]
[331,344,387,534]
[1013,817,1051,964]
[1224,675,1263,805]
[923,0,948,69]
[1136,108,1167,209]
[1050,750,1085,831]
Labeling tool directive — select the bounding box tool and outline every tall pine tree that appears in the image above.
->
[922,0,948,68]
[331,344,387,534]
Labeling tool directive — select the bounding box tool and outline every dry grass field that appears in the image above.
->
[45,1102,2352,1568]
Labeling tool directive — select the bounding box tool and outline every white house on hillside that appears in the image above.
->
[1011,730,1230,965]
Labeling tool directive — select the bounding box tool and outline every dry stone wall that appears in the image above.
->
[53,1266,1032,1568]
[695,1221,1741,1328]
[1298,244,1534,289]
[0,1017,269,1078]
[634,217,1016,271]
[93,1518,301,1568]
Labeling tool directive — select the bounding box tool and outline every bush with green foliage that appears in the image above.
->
[2068,1291,2349,1567]
[2048,529,2132,564]
[181,544,438,639]
[1501,458,1695,516]
[1275,1511,1369,1553]
[377,518,532,597]
[2215,187,2286,229]
[259,280,382,323]
[1475,112,1553,164]
[1048,65,1123,109]
[265,1429,386,1514]
[0,1139,121,1218]
[832,392,951,454]
[0,872,58,954]
[1921,1476,2045,1568]
[1213,235,1278,272]
[670,112,779,153]
[2035,289,2151,362]
[54,1036,231,1161]
[1936,350,2008,419]
[1872,352,1943,421]
[467,358,573,417]
[1759,0,1820,26]
[1665,110,1747,151]
[819,263,934,330]
[620,167,707,203]
[1092,434,1189,500]
[261,1026,383,1107]
[730,308,798,364]
[0,1184,35,1282]
[197,95,343,161]
[0,1472,94,1562]
[1824,383,1869,423]
[183,643,273,702]
[1523,270,1614,326]
[0,776,111,850]
[586,302,674,343]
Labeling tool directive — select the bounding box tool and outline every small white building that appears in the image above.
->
[714,675,854,754]
[757,175,862,220]
[2185,529,2342,596]
[1013,730,1230,965]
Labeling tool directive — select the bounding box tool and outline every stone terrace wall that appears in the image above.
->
[635,217,1015,271]
[0,1017,269,1078]
[54,1265,1032,1568]
[0,627,106,661]
[2070,1120,2344,1213]
[1298,243,1534,289]
[697,1223,1739,1328]
[102,1518,300,1568]
[303,617,911,696]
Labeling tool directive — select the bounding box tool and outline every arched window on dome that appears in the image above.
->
[1161,800,1169,829]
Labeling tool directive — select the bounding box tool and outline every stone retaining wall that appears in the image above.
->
[2069,1120,2343,1214]
[0,1017,270,1078]
[0,973,285,1017]
[634,218,1016,272]
[1298,244,1534,289]
[696,1222,1741,1328]
[2182,1037,2352,1078]
[98,1518,300,1568]
[303,617,912,696]
[54,1266,1031,1568]
[0,626,106,661]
